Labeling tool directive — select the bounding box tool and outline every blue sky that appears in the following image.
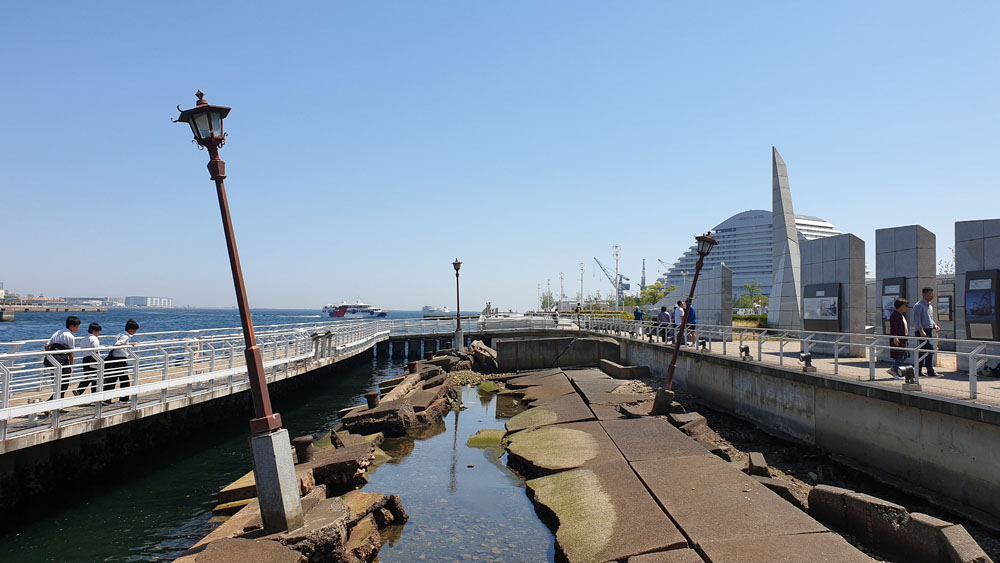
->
[1,2,997,310]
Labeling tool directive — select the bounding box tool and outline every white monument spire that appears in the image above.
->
[767,147,803,329]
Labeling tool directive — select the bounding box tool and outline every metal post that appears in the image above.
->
[665,254,705,390]
[454,260,463,351]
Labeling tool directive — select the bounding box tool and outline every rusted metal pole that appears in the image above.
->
[207,144,281,435]
[664,254,706,390]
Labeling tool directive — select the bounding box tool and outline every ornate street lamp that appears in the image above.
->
[665,232,718,390]
[174,91,303,533]
[453,259,463,351]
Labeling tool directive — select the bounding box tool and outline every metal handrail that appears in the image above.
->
[574,314,1000,402]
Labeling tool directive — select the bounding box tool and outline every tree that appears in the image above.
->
[540,291,555,311]
[638,281,676,306]
[938,246,955,275]
[734,280,769,310]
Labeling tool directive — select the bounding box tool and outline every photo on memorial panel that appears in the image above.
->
[803,297,839,320]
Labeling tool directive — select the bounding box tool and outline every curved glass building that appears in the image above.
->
[658,210,842,297]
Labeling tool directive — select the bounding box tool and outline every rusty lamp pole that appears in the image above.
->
[174,91,303,533]
[453,259,464,351]
[664,232,718,390]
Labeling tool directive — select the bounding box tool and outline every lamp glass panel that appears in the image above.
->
[193,112,211,139]
[188,120,200,139]
[210,111,224,138]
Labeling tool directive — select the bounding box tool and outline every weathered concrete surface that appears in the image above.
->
[940,524,993,563]
[698,532,872,563]
[505,393,595,432]
[342,399,416,437]
[591,403,629,420]
[518,377,577,403]
[506,421,622,476]
[633,455,829,545]
[599,359,652,379]
[626,549,704,563]
[619,333,1000,520]
[190,537,306,562]
[527,458,686,562]
[495,337,620,372]
[599,418,712,462]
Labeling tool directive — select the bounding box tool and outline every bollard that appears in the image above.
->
[365,391,380,409]
[291,435,315,464]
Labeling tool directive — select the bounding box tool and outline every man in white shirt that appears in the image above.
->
[104,319,139,399]
[673,301,686,344]
[45,316,80,400]
[74,323,102,396]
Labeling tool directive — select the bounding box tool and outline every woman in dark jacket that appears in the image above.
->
[888,298,909,379]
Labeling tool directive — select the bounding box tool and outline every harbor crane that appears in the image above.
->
[593,257,629,308]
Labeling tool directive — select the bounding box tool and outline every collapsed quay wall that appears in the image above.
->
[616,338,1000,520]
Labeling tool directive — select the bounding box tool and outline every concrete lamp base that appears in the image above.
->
[250,428,305,533]
[902,383,922,392]
[455,329,464,352]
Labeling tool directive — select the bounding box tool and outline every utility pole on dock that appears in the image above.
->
[614,244,621,311]
[579,262,584,308]
[175,91,303,533]
[559,272,564,312]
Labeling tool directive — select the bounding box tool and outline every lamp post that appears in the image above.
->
[453,259,463,351]
[174,91,303,533]
[559,272,564,312]
[664,232,718,390]
[614,244,621,311]
[579,262,585,306]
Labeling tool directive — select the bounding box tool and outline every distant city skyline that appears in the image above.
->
[2,2,996,311]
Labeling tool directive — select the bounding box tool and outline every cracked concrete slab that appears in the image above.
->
[600,418,713,462]
[506,421,623,475]
[527,458,687,562]
[698,532,872,562]
[506,393,595,432]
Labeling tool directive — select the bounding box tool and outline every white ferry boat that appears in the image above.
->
[322,299,388,318]
[421,305,452,318]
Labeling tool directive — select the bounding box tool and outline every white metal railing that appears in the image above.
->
[0,320,390,441]
[575,314,1000,403]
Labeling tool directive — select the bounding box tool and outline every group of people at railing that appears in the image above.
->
[43,315,139,403]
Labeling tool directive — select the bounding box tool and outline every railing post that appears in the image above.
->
[869,339,877,381]
[186,343,195,398]
[0,362,10,440]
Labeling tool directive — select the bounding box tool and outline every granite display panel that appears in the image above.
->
[803,283,841,332]
[965,270,999,341]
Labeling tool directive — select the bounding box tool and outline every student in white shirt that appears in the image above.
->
[74,323,102,396]
[45,316,80,400]
[104,319,139,400]
[673,301,686,344]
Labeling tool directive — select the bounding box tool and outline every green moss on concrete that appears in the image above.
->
[478,381,500,393]
[314,431,333,450]
[372,447,392,465]
[506,426,598,471]
[527,468,614,562]
[466,429,506,448]
[506,407,559,432]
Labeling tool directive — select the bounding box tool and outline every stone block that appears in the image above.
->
[876,253,894,278]
[985,219,1000,239]
[747,452,769,477]
[956,220,985,243]
[807,485,851,530]
[956,239,986,274]
[834,259,850,283]
[822,260,836,282]
[894,225,918,251]
[822,238,837,263]
[848,258,866,280]
[750,475,807,511]
[876,228,894,253]
[849,233,865,259]
[916,226,935,250]
[939,524,992,563]
[896,249,919,278]
[842,492,908,547]
[890,512,952,563]
[984,236,1000,270]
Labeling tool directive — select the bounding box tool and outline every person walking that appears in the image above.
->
[657,306,670,343]
[75,323,102,395]
[888,298,910,379]
[633,306,644,338]
[673,301,686,344]
[45,316,80,401]
[104,319,139,401]
[912,287,940,377]
[686,304,698,345]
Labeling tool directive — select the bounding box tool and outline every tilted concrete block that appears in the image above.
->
[843,492,908,549]
[807,485,851,530]
[939,524,992,563]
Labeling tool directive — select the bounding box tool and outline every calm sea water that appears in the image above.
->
[0,307,424,343]
[0,308,551,562]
